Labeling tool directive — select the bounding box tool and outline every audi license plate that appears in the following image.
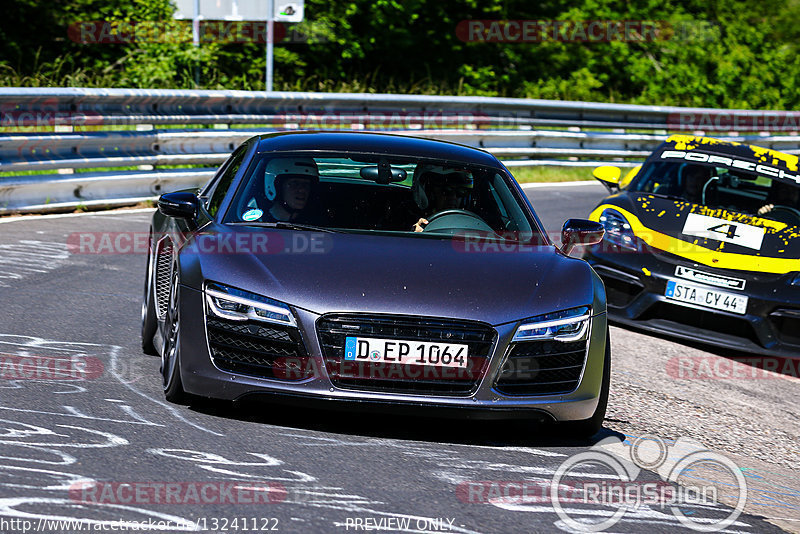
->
[344,337,468,368]
[665,280,748,315]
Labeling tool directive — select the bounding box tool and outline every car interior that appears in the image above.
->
[630,161,800,225]
[225,155,537,236]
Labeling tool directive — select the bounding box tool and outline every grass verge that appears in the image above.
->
[510,166,594,183]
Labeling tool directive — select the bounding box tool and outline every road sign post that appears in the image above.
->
[192,0,200,85]
[270,1,305,91]
[266,0,274,91]
[173,0,304,91]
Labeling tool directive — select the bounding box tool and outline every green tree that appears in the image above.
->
[2,0,800,109]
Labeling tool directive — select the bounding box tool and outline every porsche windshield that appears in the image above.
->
[628,159,800,226]
[222,154,540,240]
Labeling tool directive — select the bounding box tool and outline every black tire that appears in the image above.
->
[161,267,188,404]
[141,234,159,356]
[560,328,611,440]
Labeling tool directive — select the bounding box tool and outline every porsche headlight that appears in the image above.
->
[599,209,637,251]
[790,273,800,287]
[205,282,296,327]
[513,306,591,342]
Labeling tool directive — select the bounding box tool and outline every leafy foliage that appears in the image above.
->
[1,0,799,108]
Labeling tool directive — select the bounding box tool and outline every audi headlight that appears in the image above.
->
[205,282,296,327]
[599,209,637,251]
[790,273,800,286]
[513,306,591,342]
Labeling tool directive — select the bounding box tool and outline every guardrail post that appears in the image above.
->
[54,125,74,175]
[136,124,155,171]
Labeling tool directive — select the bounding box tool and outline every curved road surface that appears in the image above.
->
[0,182,795,533]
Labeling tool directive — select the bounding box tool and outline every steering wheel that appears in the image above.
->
[422,209,495,234]
[425,209,483,225]
[768,206,800,226]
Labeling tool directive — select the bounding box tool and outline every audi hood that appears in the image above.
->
[180,226,602,326]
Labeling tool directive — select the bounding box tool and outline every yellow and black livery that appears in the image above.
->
[583,135,800,357]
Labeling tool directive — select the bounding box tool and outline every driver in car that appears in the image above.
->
[411,166,473,232]
[682,164,716,204]
[758,179,800,218]
[263,157,319,222]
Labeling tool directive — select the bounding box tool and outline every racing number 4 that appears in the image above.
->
[707,223,739,240]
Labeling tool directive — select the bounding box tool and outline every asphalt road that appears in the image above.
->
[0,182,795,533]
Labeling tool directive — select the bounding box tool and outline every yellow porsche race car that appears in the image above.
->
[583,135,800,357]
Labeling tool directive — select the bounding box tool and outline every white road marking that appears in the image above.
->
[521,181,602,189]
[0,208,155,224]
[0,445,75,466]
[0,424,128,449]
[0,405,162,427]
[50,384,87,394]
[107,346,224,436]
[0,241,70,286]
[148,448,317,483]
[149,449,283,466]
[0,465,93,491]
[457,444,567,458]
[288,489,374,504]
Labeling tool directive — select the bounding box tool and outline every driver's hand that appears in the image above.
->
[413,218,429,232]
[758,204,774,216]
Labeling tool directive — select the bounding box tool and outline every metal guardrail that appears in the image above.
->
[5,87,795,129]
[0,168,216,214]
[2,88,800,214]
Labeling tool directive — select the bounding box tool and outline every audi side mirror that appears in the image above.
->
[158,192,198,219]
[561,219,605,255]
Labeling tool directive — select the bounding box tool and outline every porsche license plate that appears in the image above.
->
[665,280,748,315]
[344,337,469,368]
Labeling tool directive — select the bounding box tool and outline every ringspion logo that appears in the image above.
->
[550,435,747,532]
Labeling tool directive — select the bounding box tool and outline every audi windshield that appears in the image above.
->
[221,154,542,241]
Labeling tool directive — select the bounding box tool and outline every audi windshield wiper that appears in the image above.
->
[229,221,338,233]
